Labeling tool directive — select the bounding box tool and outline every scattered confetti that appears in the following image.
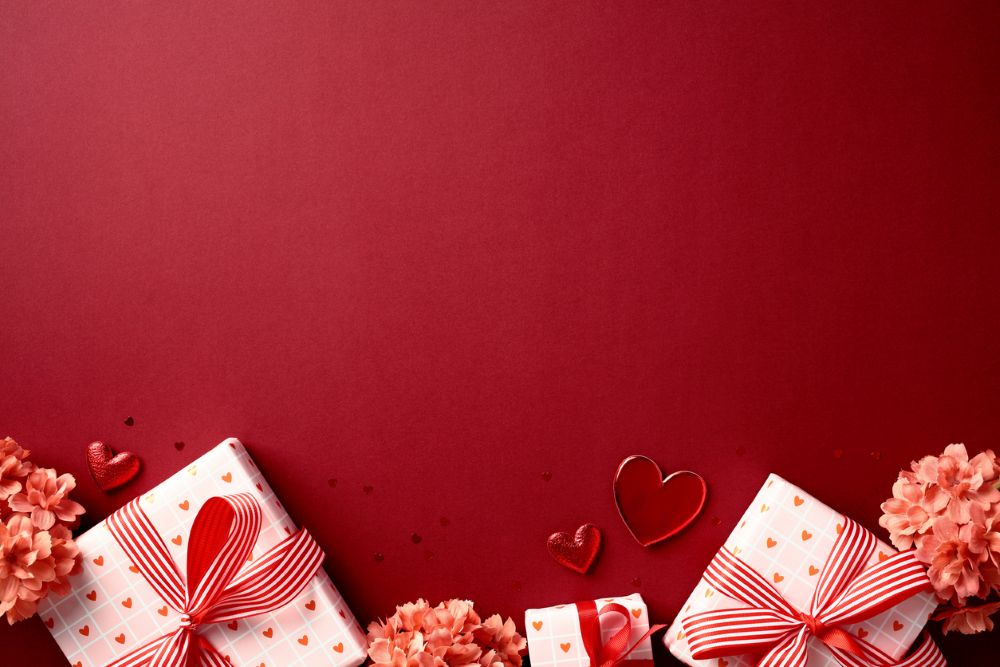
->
[541,471,552,482]
[173,442,185,451]
[439,516,451,527]
[373,552,384,563]
[327,478,337,488]
[833,449,844,459]
[870,450,882,461]
[630,577,642,587]
[123,416,134,427]
[735,446,746,457]
[411,532,422,544]
[363,485,374,495]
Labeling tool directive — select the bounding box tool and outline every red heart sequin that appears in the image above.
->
[546,524,602,574]
[86,441,141,491]
[614,455,706,546]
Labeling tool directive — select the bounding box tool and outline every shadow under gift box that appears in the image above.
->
[664,474,939,667]
[37,438,368,667]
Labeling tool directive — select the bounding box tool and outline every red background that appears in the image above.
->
[2,2,999,664]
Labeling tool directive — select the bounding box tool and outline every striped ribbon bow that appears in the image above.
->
[105,493,324,667]
[681,517,946,667]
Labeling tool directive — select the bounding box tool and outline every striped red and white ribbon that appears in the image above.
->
[681,517,946,666]
[105,493,324,667]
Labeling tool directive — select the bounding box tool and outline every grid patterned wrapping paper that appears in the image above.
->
[525,594,654,667]
[665,474,938,667]
[37,438,368,667]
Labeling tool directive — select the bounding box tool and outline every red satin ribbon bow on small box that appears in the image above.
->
[105,493,323,667]
[574,601,665,667]
[681,518,945,667]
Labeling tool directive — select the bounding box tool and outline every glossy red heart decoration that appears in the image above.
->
[546,523,602,574]
[614,455,706,546]
[87,441,142,491]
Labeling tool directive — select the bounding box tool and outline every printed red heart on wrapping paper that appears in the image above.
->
[547,523,602,574]
[614,455,706,546]
[87,441,142,491]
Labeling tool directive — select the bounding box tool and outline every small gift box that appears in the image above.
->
[525,594,655,667]
[665,474,945,667]
[37,438,367,667]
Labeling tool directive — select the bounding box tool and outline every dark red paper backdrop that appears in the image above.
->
[2,1,999,664]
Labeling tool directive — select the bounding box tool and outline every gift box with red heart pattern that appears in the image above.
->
[524,594,654,667]
[36,438,368,667]
[664,474,940,667]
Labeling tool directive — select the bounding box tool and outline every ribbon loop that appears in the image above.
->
[185,493,261,616]
[106,494,323,667]
[200,526,325,624]
[106,500,186,612]
[574,600,664,667]
[681,516,943,667]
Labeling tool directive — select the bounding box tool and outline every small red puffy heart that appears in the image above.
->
[614,455,706,546]
[546,523,602,574]
[87,441,141,491]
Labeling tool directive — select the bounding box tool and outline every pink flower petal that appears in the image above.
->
[30,508,55,530]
